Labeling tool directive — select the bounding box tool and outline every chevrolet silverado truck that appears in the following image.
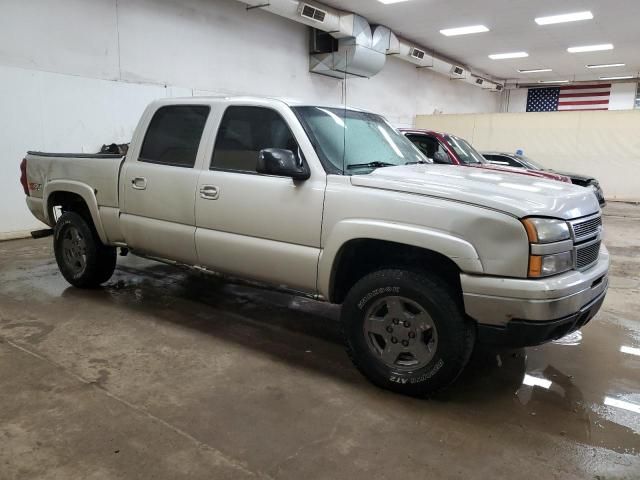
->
[20,97,609,396]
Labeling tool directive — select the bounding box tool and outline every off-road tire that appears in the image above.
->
[53,211,116,288]
[341,269,475,397]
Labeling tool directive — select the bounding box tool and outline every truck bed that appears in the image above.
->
[25,151,126,210]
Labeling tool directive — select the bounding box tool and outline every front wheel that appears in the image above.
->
[53,211,116,288]
[341,269,475,397]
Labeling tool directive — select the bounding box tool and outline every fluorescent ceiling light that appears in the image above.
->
[620,346,640,357]
[604,396,640,414]
[535,11,593,25]
[378,0,410,3]
[518,68,553,73]
[587,63,626,69]
[522,374,552,389]
[538,80,570,84]
[568,44,614,53]
[489,52,529,60]
[440,25,489,36]
[600,75,635,80]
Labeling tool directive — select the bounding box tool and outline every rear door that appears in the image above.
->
[120,104,210,264]
[194,105,325,293]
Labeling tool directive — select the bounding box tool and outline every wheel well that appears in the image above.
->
[330,239,462,304]
[47,191,93,226]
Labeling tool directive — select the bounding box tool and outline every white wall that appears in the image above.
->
[506,83,639,112]
[0,0,500,236]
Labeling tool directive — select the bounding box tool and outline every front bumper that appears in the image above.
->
[476,288,605,347]
[461,244,609,346]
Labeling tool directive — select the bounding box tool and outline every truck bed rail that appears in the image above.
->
[27,151,124,159]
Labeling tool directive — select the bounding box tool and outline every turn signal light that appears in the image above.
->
[528,255,543,277]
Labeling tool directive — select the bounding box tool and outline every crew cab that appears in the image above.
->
[21,97,609,396]
[481,151,606,207]
[400,129,572,184]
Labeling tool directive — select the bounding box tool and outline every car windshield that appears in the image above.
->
[293,106,427,174]
[443,135,486,165]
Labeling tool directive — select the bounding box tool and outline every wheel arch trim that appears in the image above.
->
[318,219,483,301]
[43,180,108,244]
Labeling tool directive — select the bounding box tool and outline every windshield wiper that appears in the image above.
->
[405,160,429,165]
[347,161,396,170]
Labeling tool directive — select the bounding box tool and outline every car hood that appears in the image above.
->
[350,164,599,219]
[476,163,571,182]
[549,169,596,184]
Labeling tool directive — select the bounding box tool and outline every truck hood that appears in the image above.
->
[350,164,599,219]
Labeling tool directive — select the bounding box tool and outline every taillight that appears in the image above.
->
[20,158,29,196]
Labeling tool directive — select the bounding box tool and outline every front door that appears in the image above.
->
[120,104,209,264]
[195,105,325,293]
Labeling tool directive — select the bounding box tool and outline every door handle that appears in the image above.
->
[199,185,219,200]
[131,177,147,190]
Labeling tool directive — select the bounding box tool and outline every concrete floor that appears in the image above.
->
[1,204,639,480]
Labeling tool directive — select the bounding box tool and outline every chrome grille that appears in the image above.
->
[576,241,601,270]
[571,216,602,241]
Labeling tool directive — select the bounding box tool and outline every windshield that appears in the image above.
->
[517,155,545,170]
[293,107,427,174]
[443,135,486,165]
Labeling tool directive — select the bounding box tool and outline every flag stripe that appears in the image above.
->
[559,83,612,91]
[559,91,611,98]
[558,105,608,111]
[560,96,610,103]
[559,100,610,106]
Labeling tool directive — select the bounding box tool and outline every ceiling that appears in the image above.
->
[320,0,640,84]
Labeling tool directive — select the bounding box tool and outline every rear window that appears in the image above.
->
[139,105,210,168]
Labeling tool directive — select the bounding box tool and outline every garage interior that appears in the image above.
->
[1,0,639,479]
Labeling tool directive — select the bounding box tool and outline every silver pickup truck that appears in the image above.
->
[20,97,609,396]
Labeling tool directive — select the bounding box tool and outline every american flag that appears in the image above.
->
[526,83,612,112]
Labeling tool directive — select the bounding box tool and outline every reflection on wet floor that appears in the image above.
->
[79,259,640,456]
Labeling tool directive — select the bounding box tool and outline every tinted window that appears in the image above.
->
[405,134,451,164]
[212,107,299,173]
[139,106,209,168]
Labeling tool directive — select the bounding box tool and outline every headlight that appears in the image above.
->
[522,218,573,277]
[522,218,570,244]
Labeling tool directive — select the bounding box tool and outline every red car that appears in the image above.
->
[400,129,571,183]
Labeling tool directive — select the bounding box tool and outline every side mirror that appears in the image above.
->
[432,151,450,164]
[256,148,310,180]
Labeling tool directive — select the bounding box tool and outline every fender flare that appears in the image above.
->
[43,180,109,244]
[317,219,484,300]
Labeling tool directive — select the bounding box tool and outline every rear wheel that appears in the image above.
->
[341,269,475,397]
[54,211,116,288]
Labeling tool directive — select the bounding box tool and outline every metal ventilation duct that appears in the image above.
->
[310,14,386,78]
[239,0,504,89]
